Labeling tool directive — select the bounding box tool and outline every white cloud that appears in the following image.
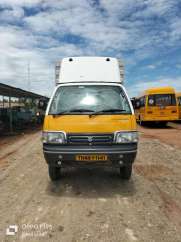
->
[100,0,176,19]
[146,65,156,69]
[146,0,176,16]
[0,7,24,23]
[0,0,180,97]
[0,0,41,7]
[23,3,140,56]
[0,25,84,96]
[127,77,181,97]
[169,17,181,43]
[23,0,180,58]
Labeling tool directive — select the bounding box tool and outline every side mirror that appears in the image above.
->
[38,100,47,110]
[130,99,136,108]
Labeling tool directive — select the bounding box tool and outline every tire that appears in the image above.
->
[120,164,132,180]
[160,121,167,127]
[48,166,61,181]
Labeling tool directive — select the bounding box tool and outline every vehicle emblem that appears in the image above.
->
[88,136,93,142]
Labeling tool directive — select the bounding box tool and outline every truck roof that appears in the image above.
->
[55,56,124,85]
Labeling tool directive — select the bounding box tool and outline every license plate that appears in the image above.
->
[76,155,108,161]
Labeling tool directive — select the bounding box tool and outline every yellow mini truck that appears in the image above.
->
[176,92,181,120]
[135,86,179,125]
[42,57,138,181]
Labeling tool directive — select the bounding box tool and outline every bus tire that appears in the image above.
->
[161,121,168,126]
[48,166,61,181]
[119,164,132,180]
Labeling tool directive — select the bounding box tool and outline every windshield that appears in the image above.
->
[148,94,176,106]
[49,85,131,115]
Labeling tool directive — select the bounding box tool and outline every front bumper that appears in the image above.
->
[43,144,137,168]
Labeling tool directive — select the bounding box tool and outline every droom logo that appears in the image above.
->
[6,225,18,236]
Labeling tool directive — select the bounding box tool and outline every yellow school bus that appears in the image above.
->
[135,86,179,124]
[176,92,181,120]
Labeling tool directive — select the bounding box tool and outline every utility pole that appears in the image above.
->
[27,61,31,92]
[9,92,13,133]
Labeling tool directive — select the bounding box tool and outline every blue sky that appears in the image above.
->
[0,0,181,97]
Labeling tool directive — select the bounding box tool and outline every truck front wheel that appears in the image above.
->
[119,164,132,180]
[48,166,61,181]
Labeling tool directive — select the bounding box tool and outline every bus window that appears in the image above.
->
[140,96,146,107]
[148,95,154,106]
[148,94,176,106]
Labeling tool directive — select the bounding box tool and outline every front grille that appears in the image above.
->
[67,133,114,145]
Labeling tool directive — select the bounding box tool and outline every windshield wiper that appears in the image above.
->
[50,108,128,117]
[50,108,94,116]
[89,108,127,117]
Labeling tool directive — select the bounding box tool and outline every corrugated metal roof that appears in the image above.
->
[0,83,48,99]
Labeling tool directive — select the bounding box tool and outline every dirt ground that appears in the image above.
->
[0,124,181,242]
[138,122,181,149]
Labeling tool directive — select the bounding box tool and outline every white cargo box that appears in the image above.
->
[55,57,124,85]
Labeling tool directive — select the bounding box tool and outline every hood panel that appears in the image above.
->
[44,115,136,133]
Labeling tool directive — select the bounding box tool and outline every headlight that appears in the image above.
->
[42,132,66,144]
[115,131,138,143]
